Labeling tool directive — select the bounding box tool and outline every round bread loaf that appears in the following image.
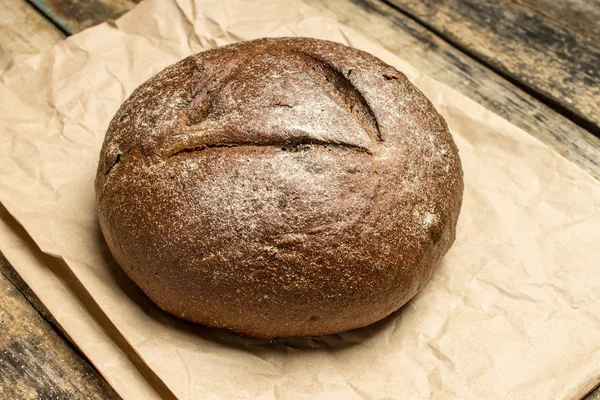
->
[95,37,463,338]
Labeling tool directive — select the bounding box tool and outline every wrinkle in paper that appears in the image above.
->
[0,0,599,399]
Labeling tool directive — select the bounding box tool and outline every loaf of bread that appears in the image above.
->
[95,38,463,338]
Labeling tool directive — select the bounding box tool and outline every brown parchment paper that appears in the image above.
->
[1,0,600,399]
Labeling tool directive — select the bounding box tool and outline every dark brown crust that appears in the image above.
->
[95,38,463,339]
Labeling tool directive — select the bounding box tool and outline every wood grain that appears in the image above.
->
[384,0,600,134]
[27,0,139,34]
[0,0,64,69]
[0,254,120,400]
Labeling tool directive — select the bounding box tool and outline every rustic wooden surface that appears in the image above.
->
[28,0,140,34]
[1,0,599,398]
[385,0,600,135]
[0,253,120,400]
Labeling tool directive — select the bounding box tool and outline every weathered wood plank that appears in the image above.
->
[0,0,65,69]
[0,251,64,339]
[384,0,600,134]
[520,0,600,39]
[307,0,600,181]
[27,0,139,34]
[0,253,120,400]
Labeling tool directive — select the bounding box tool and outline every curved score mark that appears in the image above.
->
[187,46,383,143]
[176,45,383,164]
[290,50,383,142]
[105,49,384,176]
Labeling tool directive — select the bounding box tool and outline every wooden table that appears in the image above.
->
[1,0,599,398]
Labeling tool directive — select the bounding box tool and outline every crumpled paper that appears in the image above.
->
[0,206,163,399]
[1,0,599,399]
